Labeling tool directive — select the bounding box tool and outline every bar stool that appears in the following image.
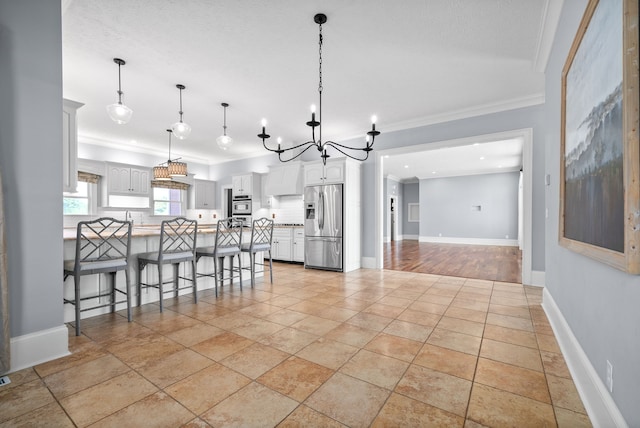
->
[241,217,274,287]
[136,217,197,312]
[196,217,243,297]
[63,217,132,336]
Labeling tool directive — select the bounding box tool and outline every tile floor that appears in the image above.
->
[0,264,592,427]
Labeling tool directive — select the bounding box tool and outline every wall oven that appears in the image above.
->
[232,195,252,216]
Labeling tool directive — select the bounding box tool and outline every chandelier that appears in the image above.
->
[106,58,133,124]
[153,129,187,180]
[258,13,380,165]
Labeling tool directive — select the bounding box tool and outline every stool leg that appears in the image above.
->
[250,252,256,287]
[173,263,179,298]
[124,267,132,322]
[109,272,116,313]
[213,256,219,298]
[74,275,81,336]
[268,250,273,283]
[191,258,198,303]
[158,264,164,312]
[238,254,243,290]
[137,261,143,307]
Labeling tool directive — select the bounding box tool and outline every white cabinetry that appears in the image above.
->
[232,173,261,199]
[271,228,293,261]
[62,99,83,192]
[106,164,150,195]
[303,159,344,185]
[191,179,216,209]
[293,228,304,262]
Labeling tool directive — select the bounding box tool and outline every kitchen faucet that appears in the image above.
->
[125,210,134,225]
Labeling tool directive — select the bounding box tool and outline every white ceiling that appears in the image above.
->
[62,0,553,171]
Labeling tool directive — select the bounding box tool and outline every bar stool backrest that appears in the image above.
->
[74,217,132,269]
[159,217,198,259]
[248,217,274,251]
[215,217,243,250]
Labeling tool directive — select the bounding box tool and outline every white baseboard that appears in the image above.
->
[8,325,69,374]
[361,257,376,269]
[542,289,628,428]
[402,235,419,240]
[419,236,519,246]
[529,270,545,287]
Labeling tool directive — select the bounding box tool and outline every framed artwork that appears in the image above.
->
[560,0,639,273]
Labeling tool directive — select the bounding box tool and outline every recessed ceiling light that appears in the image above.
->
[404,165,409,168]
[384,155,389,158]
[473,143,480,146]
[432,171,437,174]
[480,156,485,160]
[498,165,503,168]
[130,139,137,144]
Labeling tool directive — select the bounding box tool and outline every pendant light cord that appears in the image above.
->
[318,22,323,146]
[117,62,123,104]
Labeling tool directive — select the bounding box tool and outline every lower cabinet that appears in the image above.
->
[270,227,304,262]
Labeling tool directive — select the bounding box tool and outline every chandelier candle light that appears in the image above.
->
[106,58,133,124]
[171,84,191,140]
[153,129,187,180]
[258,13,380,165]
[216,102,233,150]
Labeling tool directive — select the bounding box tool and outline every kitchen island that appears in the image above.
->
[62,223,263,323]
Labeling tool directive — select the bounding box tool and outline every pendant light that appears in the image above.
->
[106,58,133,124]
[258,13,380,165]
[216,102,233,150]
[153,129,187,180]
[171,84,191,140]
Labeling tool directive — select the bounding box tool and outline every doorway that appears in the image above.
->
[389,197,396,242]
[374,128,534,285]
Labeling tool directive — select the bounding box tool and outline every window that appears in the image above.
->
[63,181,90,215]
[153,188,183,215]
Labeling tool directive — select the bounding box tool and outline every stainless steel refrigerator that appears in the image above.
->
[304,183,343,271]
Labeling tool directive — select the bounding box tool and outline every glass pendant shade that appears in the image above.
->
[216,134,233,150]
[106,102,133,125]
[168,160,188,177]
[216,102,233,150]
[171,121,191,140]
[106,58,132,125]
[153,165,170,181]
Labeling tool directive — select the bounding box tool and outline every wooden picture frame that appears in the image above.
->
[560,0,639,273]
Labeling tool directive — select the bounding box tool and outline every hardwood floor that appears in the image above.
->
[384,240,522,283]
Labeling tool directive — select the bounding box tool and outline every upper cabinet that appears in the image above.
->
[62,99,84,192]
[232,173,261,199]
[106,164,150,195]
[304,159,345,186]
[191,179,216,209]
[264,162,303,196]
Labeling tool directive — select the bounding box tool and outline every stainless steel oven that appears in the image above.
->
[232,196,252,215]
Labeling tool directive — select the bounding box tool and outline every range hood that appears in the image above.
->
[264,162,303,196]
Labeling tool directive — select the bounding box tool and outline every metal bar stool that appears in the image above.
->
[241,217,274,287]
[196,217,243,297]
[136,217,197,312]
[63,217,132,336]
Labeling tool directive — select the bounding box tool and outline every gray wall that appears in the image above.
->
[545,0,639,424]
[402,182,419,237]
[337,103,546,270]
[0,0,63,336]
[420,172,519,240]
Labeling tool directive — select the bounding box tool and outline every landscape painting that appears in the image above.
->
[560,0,640,273]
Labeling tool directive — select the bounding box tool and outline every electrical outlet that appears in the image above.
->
[272,213,276,219]
[198,214,202,219]
[606,360,613,393]
[0,376,11,386]
[213,213,217,219]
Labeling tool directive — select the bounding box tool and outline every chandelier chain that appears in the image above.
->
[318,24,323,94]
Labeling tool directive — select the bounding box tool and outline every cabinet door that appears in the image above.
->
[242,175,253,196]
[277,237,292,261]
[293,230,305,262]
[130,167,150,194]
[304,163,325,186]
[195,180,215,208]
[108,166,131,193]
[232,175,244,195]
[323,162,344,184]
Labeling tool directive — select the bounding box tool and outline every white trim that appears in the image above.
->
[361,257,376,269]
[8,326,69,374]
[419,236,519,247]
[529,270,546,287]
[403,235,419,240]
[533,0,565,72]
[375,128,534,285]
[383,235,390,244]
[542,289,629,428]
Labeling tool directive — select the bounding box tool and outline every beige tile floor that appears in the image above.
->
[0,264,592,427]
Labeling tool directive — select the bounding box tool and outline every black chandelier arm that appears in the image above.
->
[322,141,373,162]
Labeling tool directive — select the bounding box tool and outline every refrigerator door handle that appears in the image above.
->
[319,191,325,230]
